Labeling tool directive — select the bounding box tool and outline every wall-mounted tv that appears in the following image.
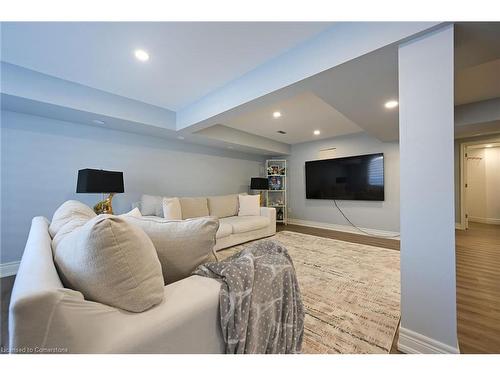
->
[305,153,384,201]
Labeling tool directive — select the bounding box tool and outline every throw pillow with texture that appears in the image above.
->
[140,194,164,216]
[162,197,182,220]
[49,200,96,238]
[53,215,164,312]
[238,194,261,216]
[122,215,219,284]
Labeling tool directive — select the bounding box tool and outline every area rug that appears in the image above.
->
[217,231,400,354]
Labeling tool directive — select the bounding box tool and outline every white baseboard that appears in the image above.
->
[469,216,500,225]
[287,218,400,238]
[455,222,465,230]
[398,326,460,354]
[0,261,20,278]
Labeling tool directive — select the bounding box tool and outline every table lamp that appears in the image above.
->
[250,177,269,206]
[76,169,124,214]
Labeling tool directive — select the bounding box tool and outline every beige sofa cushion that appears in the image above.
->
[216,222,233,239]
[49,200,96,238]
[122,216,219,284]
[141,194,164,217]
[207,194,238,218]
[220,216,270,234]
[179,197,209,219]
[162,197,182,220]
[53,215,164,312]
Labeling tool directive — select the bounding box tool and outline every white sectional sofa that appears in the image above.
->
[137,194,276,251]
[9,217,225,353]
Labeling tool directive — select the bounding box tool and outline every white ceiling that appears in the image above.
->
[222,91,363,144]
[0,22,332,110]
[455,59,500,105]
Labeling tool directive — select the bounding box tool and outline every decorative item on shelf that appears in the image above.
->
[76,169,124,214]
[265,159,287,224]
[250,177,269,206]
[268,176,283,190]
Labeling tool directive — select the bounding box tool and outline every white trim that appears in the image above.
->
[288,218,400,238]
[455,222,465,230]
[397,326,460,354]
[0,261,20,278]
[469,216,500,225]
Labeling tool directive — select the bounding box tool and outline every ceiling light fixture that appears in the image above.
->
[384,100,398,109]
[485,144,493,148]
[273,111,282,119]
[92,119,105,125]
[134,49,150,62]
[314,130,320,135]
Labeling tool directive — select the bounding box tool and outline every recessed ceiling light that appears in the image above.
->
[177,136,185,140]
[384,100,398,109]
[92,119,105,125]
[485,144,493,148]
[273,111,282,119]
[314,130,320,135]
[134,49,150,62]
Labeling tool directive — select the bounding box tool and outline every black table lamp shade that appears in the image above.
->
[250,177,269,190]
[76,169,124,193]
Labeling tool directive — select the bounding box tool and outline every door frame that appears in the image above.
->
[458,136,500,230]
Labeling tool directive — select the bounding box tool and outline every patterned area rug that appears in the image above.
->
[217,231,400,354]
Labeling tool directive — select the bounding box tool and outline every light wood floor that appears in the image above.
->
[455,222,500,353]
[279,222,500,354]
[1,222,498,353]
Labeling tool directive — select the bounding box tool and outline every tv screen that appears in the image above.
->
[305,153,384,201]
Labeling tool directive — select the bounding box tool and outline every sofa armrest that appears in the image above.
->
[260,207,276,234]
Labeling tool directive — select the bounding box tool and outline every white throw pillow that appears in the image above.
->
[49,200,96,238]
[120,207,143,218]
[122,216,219,284]
[238,194,260,216]
[53,215,164,312]
[162,197,182,220]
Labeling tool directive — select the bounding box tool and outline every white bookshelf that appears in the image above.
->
[265,159,287,224]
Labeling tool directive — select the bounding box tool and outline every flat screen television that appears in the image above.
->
[305,153,384,201]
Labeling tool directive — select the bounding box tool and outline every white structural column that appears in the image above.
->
[398,25,459,354]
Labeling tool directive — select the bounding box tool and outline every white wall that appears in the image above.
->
[466,146,500,224]
[287,132,400,232]
[1,110,264,264]
[398,25,458,352]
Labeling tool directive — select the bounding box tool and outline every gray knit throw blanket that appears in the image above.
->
[193,239,304,354]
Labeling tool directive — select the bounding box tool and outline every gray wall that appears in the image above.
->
[288,132,400,232]
[1,110,264,263]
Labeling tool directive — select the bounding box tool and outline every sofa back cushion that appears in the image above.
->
[179,197,209,219]
[49,200,96,238]
[140,194,164,217]
[207,194,239,218]
[53,215,164,312]
[122,216,219,284]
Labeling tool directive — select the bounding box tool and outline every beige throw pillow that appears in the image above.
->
[122,216,219,284]
[162,197,182,220]
[53,215,164,312]
[49,200,96,238]
[207,194,238,218]
[179,197,209,219]
[238,194,261,216]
